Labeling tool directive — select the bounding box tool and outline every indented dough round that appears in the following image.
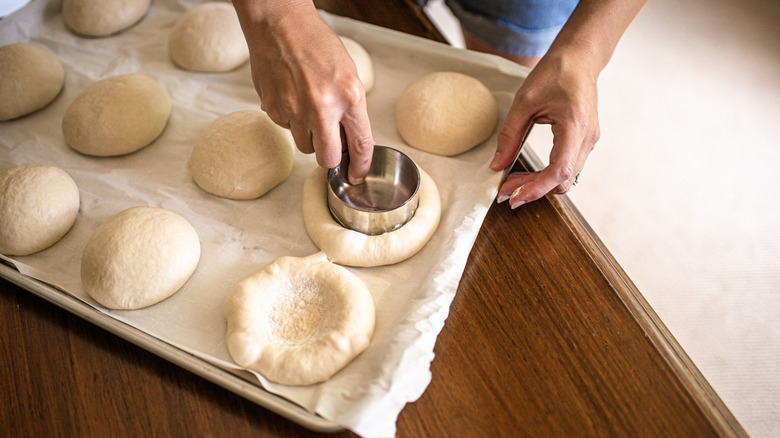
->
[168,2,249,72]
[189,110,294,200]
[396,71,498,156]
[303,166,441,267]
[224,254,375,386]
[340,36,374,93]
[62,0,150,37]
[0,164,79,256]
[81,207,200,310]
[0,43,64,121]
[62,73,171,157]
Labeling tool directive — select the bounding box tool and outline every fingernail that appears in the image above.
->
[510,185,524,199]
[509,185,525,209]
[496,193,509,203]
[510,200,526,210]
[489,151,502,170]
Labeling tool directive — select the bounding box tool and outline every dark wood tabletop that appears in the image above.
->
[0,1,745,437]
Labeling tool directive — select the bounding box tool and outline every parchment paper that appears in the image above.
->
[0,1,528,436]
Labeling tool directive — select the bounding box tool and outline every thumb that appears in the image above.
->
[490,102,533,171]
[341,111,374,185]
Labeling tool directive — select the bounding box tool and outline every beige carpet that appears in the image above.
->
[426,0,780,436]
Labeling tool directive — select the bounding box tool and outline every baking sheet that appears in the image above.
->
[0,261,342,431]
[0,1,529,436]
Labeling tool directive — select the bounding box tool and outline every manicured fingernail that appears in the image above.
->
[509,185,525,209]
[496,193,509,203]
[510,200,526,209]
[489,151,502,169]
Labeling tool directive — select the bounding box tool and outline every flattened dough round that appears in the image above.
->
[396,71,498,156]
[0,164,79,256]
[81,207,200,310]
[340,36,374,93]
[0,43,64,121]
[224,255,375,386]
[62,0,150,37]
[168,2,249,72]
[62,73,171,157]
[303,166,441,267]
[189,110,294,200]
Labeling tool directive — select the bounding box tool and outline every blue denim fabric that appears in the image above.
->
[445,0,578,56]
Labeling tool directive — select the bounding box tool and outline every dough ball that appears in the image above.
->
[340,36,374,93]
[62,73,171,157]
[62,0,150,37]
[0,43,64,121]
[224,255,375,386]
[189,110,294,200]
[81,207,200,310]
[0,164,79,256]
[396,71,498,156]
[168,2,249,72]
[303,166,441,267]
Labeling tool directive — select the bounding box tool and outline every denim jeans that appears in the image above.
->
[445,0,579,56]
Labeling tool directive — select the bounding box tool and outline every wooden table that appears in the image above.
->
[0,1,745,436]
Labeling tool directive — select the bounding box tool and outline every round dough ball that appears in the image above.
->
[340,36,374,93]
[189,110,294,200]
[62,73,171,157]
[0,164,79,256]
[168,2,249,72]
[62,0,150,37]
[303,166,441,267]
[396,71,498,156]
[224,255,375,386]
[0,43,64,121]
[81,207,200,310]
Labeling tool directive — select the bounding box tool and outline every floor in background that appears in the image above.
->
[425,0,780,437]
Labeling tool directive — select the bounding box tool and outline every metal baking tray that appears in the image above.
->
[0,259,342,432]
[0,0,531,433]
[1,0,339,427]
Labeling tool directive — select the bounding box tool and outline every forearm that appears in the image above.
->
[548,0,646,78]
[232,0,312,26]
[229,0,374,182]
[492,0,645,205]
[232,0,318,46]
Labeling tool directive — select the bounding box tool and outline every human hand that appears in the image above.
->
[489,52,600,208]
[234,1,374,184]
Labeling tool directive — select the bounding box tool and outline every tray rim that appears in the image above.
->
[1,1,745,435]
[0,2,527,431]
[0,261,343,433]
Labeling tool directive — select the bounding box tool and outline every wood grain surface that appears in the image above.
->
[0,0,742,437]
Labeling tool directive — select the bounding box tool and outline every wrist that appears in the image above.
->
[537,39,602,87]
[543,0,646,80]
[233,0,315,40]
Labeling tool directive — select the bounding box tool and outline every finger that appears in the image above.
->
[341,109,374,185]
[310,118,342,170]
[490,96,534,171]
[260,103,288,129]
[551,123,598,194]
[508,122,583,207]
[290,122,314,155]
[257,86,288,129]
[512,154,576,206]
[550,144,589,194]
[496,172,532,203]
